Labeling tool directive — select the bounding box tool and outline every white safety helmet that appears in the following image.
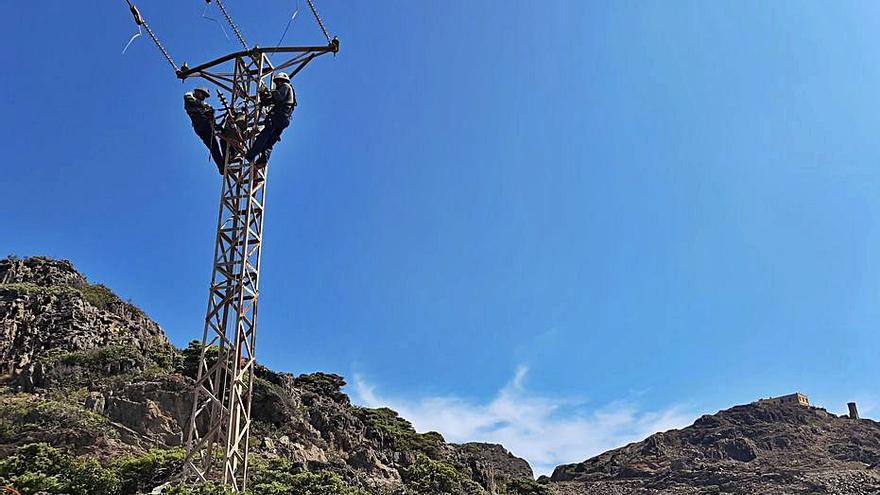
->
[273,72,290,83]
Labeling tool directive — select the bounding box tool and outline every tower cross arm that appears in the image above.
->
[176,40,340,80]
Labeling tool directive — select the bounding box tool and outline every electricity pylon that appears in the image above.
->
[178,42,338,491]
[121,1,338,489]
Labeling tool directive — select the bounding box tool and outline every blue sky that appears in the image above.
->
[3,1,880,474]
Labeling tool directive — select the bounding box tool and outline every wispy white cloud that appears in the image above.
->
[351,366,697,476]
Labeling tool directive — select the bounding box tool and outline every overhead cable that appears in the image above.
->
[212,0,249,50]
[124,0,179,72]
[306,0,331,43]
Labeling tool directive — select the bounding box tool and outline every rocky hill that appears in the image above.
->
[548,401,880,495]
[0,256,541,495]
[3,256,879,495]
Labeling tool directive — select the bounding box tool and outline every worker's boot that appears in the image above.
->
[255,151,270,167]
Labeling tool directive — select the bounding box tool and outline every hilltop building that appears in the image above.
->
[756,392,810,407]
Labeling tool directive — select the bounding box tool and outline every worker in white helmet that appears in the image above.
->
[246,72,296,165]
[184,87,226,174]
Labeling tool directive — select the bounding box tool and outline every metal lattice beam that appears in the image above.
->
[182,41,338,492]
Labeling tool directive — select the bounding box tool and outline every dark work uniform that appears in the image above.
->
[245,82,295,163]
[184,92,225,173]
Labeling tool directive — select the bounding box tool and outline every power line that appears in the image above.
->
[123,0,179,72]
[306,0,331,43]
[212,0,249,50]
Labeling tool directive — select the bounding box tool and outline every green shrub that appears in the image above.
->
[166,481,236,495]
[33,346,153,391]
[42,346,142,368]
[294,372,347,400]
[253,470,366,495]
[0,445,379,495]
[66,458,121,495]
[401,454,486,495]
[76,283,118,310]
[113,448,185,494]
[0,445,192,495]
[0,276,134,314]
[0,443,120,495]
[0,282,74,298]
[355,407,445,458]
[178,341,221,379]
[0,396,112,443]
[3,470,66,494]
[503,477,551,495]
[248,457,366,495]
[38,343,177,387]
[146,342,181,374]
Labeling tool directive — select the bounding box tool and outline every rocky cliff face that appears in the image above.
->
[0,256,539,495]
[548,402,880,495]
[0,257,170,386]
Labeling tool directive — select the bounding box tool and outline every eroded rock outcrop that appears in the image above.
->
[548,402,880,494]
[0,256,170,384]
[0,256,538,494]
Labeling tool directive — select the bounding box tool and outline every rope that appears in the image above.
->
[202,2,230,41]
[306,0,331,43]
[213,0,249,50]
[122,26,142,54]
[275,1,300,49]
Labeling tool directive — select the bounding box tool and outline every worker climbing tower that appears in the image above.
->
[121,0,339,491]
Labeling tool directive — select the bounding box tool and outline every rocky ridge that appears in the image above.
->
[548,401,880,494]
[2,256,879,495]
[0,256,538,494]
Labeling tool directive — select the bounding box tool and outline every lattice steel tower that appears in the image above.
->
[121,1,339,491]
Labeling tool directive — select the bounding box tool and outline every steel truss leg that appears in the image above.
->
[183,53,273,492]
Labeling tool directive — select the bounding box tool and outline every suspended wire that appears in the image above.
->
[123,0,179,72]
[306,0,331,43]
[122,25,142,55]
[142,20,180,71]
[275,0,300,49]
[201,2,230,42]
[212,0,249,50]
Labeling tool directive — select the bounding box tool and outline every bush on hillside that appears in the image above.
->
[503,477,552,495]
[0,443,119,495]
[401,454,486,495]
[250,458,366,495]
[356,407,446,459]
